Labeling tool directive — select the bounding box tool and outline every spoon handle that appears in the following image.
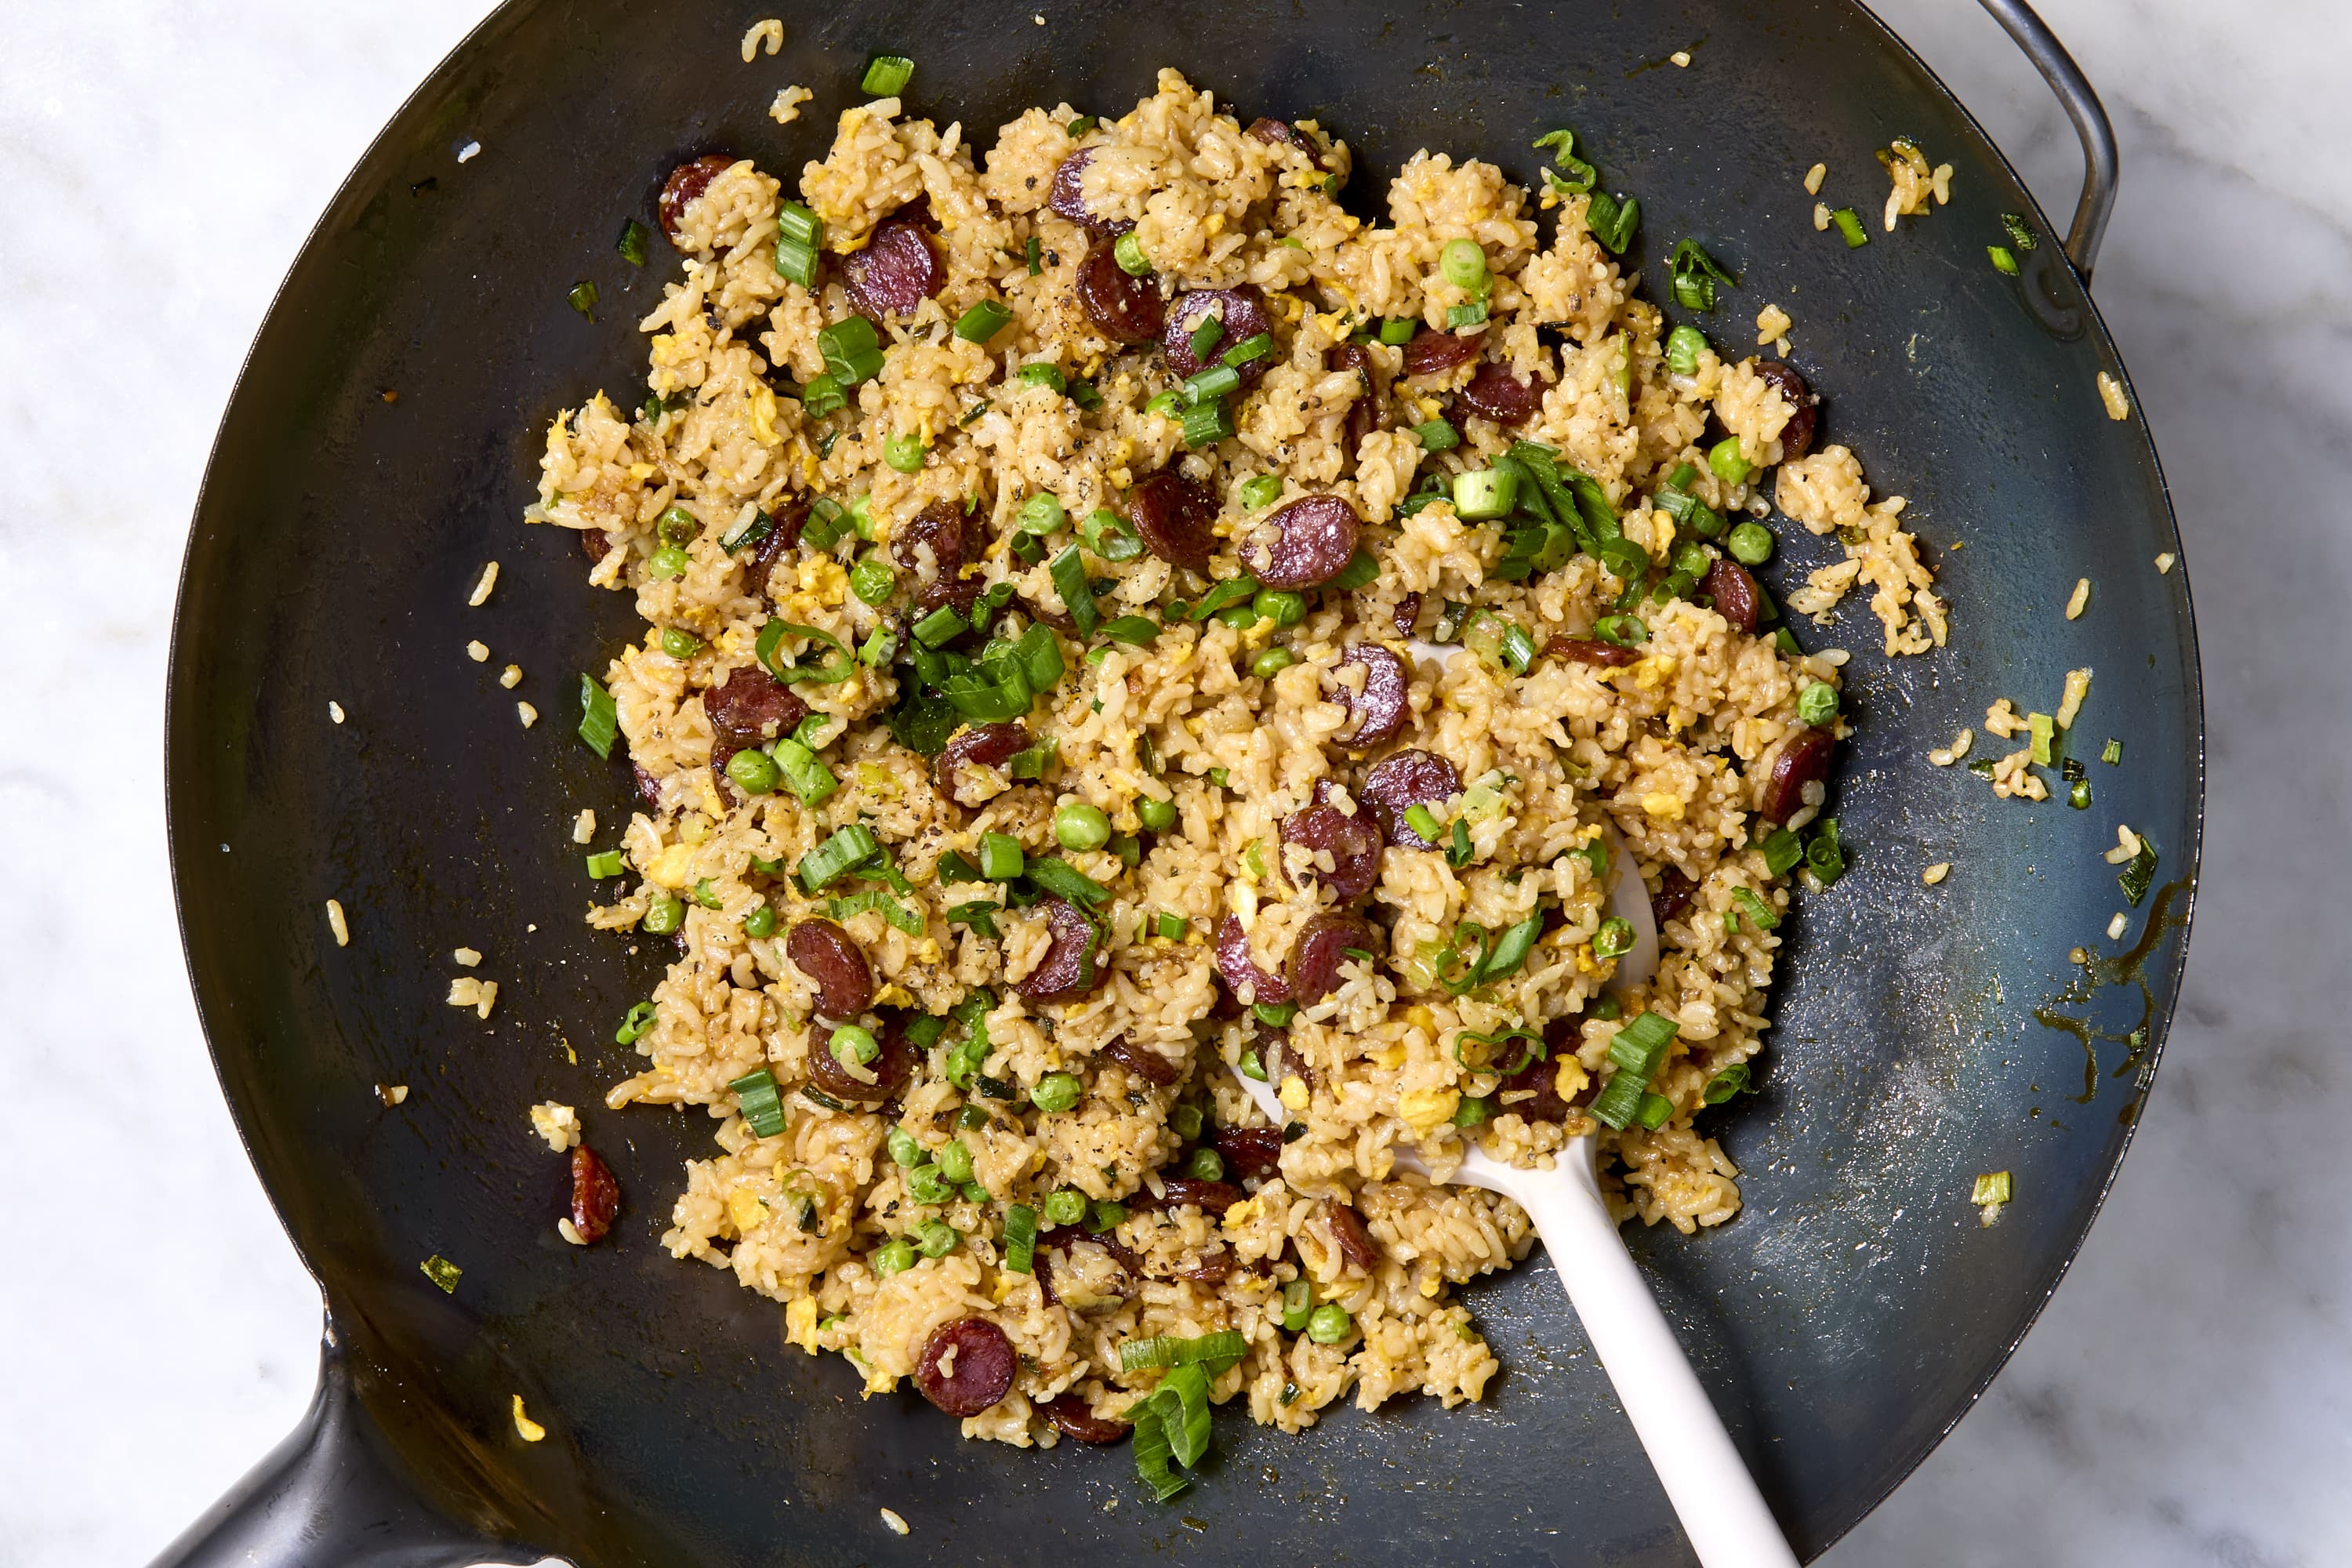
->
[1511,1164,1799,1568]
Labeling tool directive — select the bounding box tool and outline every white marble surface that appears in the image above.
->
[1,2,2344,1563]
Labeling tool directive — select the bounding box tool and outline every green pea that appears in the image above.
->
[656,505,700,545]
[872,1236,917,1276]
[1030,1071,1083,1113]
[829,1025,879,1069]
[1727,521,1775,566]
[850,557,896,604]
[648,544,691,580]
[905,1163,953,1204]
[1114,231,1152,275]
[1054,801,1112,852]
[742,901,777,938]
[725,747,780,795]
[659,626,706,659]
[1043,1187,1087,1226]
[642,891,684,935]
[915,1220,959,1258]
[1707,437,1754,486]
[1251,589,1306,627]
[1797,681,1840,726]
[936,1138,976,1185]
[884,432,926,473]
[1138,795,1178,833]
[1306,1303,1355,1345]
[1186,1147,1225,1181]
[1214,603,1258,630]
[1250,648,1296,680]
[887,1126,923,1167]
[1168,1102,1204,1141]
[961,1179,988,1204]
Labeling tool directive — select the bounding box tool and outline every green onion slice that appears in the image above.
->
[1701,1063,1751,1105]
[729,1068,788,1138]
[1003,1203,1038,1273]
[1121,1330,1247,1374]
[861,55,914,96]
[1047,545,1100,637]
[756,619,858,687]
[797,824,881,892]
[577,673,619,758]
[953,299,1013,342]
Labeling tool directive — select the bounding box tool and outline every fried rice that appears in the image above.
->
[526,68,1936,1449]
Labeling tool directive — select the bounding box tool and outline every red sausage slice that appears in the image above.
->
[895,501,982,614]
[1331,644,1409,750]
[1126,469,1217,572]
[1358,750,1463,849]
[1652,866,1698,927]
[841,217,944,318]
[1243,494,1361,590]
[1211,1124,1284,1182]
[935,721,1030,806]
[807,1007,920,1102]
[1458,361,1549,425]
[914,1317,1018,1417]
[1400,328,1484,378]
[1128,1177,1243,1215]
[1047,149,1128,234]
[1041,1393,1131,1443]
[1214,915,1292,1007]
[1284,913,1374,1003]
[1762,727,1835,823]
[787,919,874,1019]
[1018,897,1105,1004]
[569,1146,621,1243]
[1325,1200,1380,1272]
[743,496,808,601]
[1544,635,1638,668]
[1279,805,1384,901]
[1076,245,1163,345]
[704,665,809,768]
[1163,289,1276,391]
[1701,557,1761,633]
[658,154,736,240]
[1751,361,1818,461]
[1102,1034,1181,1087]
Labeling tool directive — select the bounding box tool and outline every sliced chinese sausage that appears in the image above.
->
[657,154,736,241]
[1751,360,1819,461]
[1047,150,1131,234]
[1129,1177,1243,1215]
[1243,493,1360,590]
[1284,912,1374,1003]
[1324,1200,1381,1272]
[1399,327,1485,378]
[1163,288,1276,391]
[807,1006,920,1102]
[1330,644,1408,750]
[1652,866,1698,927]
[703,665,809,768]
[935,721,1030,805]
[1762,727,1835,823]
[1211,1123,1284,1182]
[1041,1394,1131,1444]
[1358,750,1462,849]
[786,919,873,1020]
[914,1317,1018,1417]
[894,500,982,613]
[1102,1033,1180,1087]
[841,216,944,318]
[743,496,808,601]
[1214,915,1292,1007]
[1246,117,1326,168]
[1392,592,1423,640]
[1457,361,1549,426]
[1076,245,1163,346]
[1279,804,1384,902]
[1327,343,1385,456]
[1544,635,1637,668]
[569,1146,621,1243]
[1701,556,1761,633]
[1126,469,1217,572]
[1018,896,1105,1004]
[1498,1014,1592,1122]
[579,528,610,563]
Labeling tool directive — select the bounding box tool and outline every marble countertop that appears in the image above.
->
[2,1,2343,1563]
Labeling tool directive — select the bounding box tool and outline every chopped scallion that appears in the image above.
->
[953,299,1013,342]
[860,55,914,96]
[1831,208,1869,248]
[577,673,619,758]
[730,1068,788,1138]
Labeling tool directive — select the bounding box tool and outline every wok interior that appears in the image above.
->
[168,0,2198,1560]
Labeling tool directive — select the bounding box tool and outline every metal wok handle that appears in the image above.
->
[147,1327,544,1568]
[1975,0,2118,280]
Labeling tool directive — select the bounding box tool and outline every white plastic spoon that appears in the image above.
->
[1229,644,1798,1568]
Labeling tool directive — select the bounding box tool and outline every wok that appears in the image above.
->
[157,0,2200,1561]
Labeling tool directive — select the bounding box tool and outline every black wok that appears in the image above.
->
[158,0,2200,1561]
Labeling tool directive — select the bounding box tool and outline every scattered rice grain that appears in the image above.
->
[2097,372,2131,420]
[325,899,349,946]
[1922,862,1950,885]
[2064,578,2089,619]
[469,561,500,606]
[466,640,489,662]
[741,19,782,61]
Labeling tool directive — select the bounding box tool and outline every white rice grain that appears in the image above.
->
[500,663,523,688]
[325,900,349,946]
[741,19,782,60]
[518,701,539,728]
[469,561,499,606]
[328,701,346,724]
[880,1508,910,1536]
[466,640,489,662]
[455,947,481,967]
[2098,372,2131,420]
[2065,579,2089,619]
[1804,162,1827,194]
[1922,863,1950,885]
[574,809,597,844]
